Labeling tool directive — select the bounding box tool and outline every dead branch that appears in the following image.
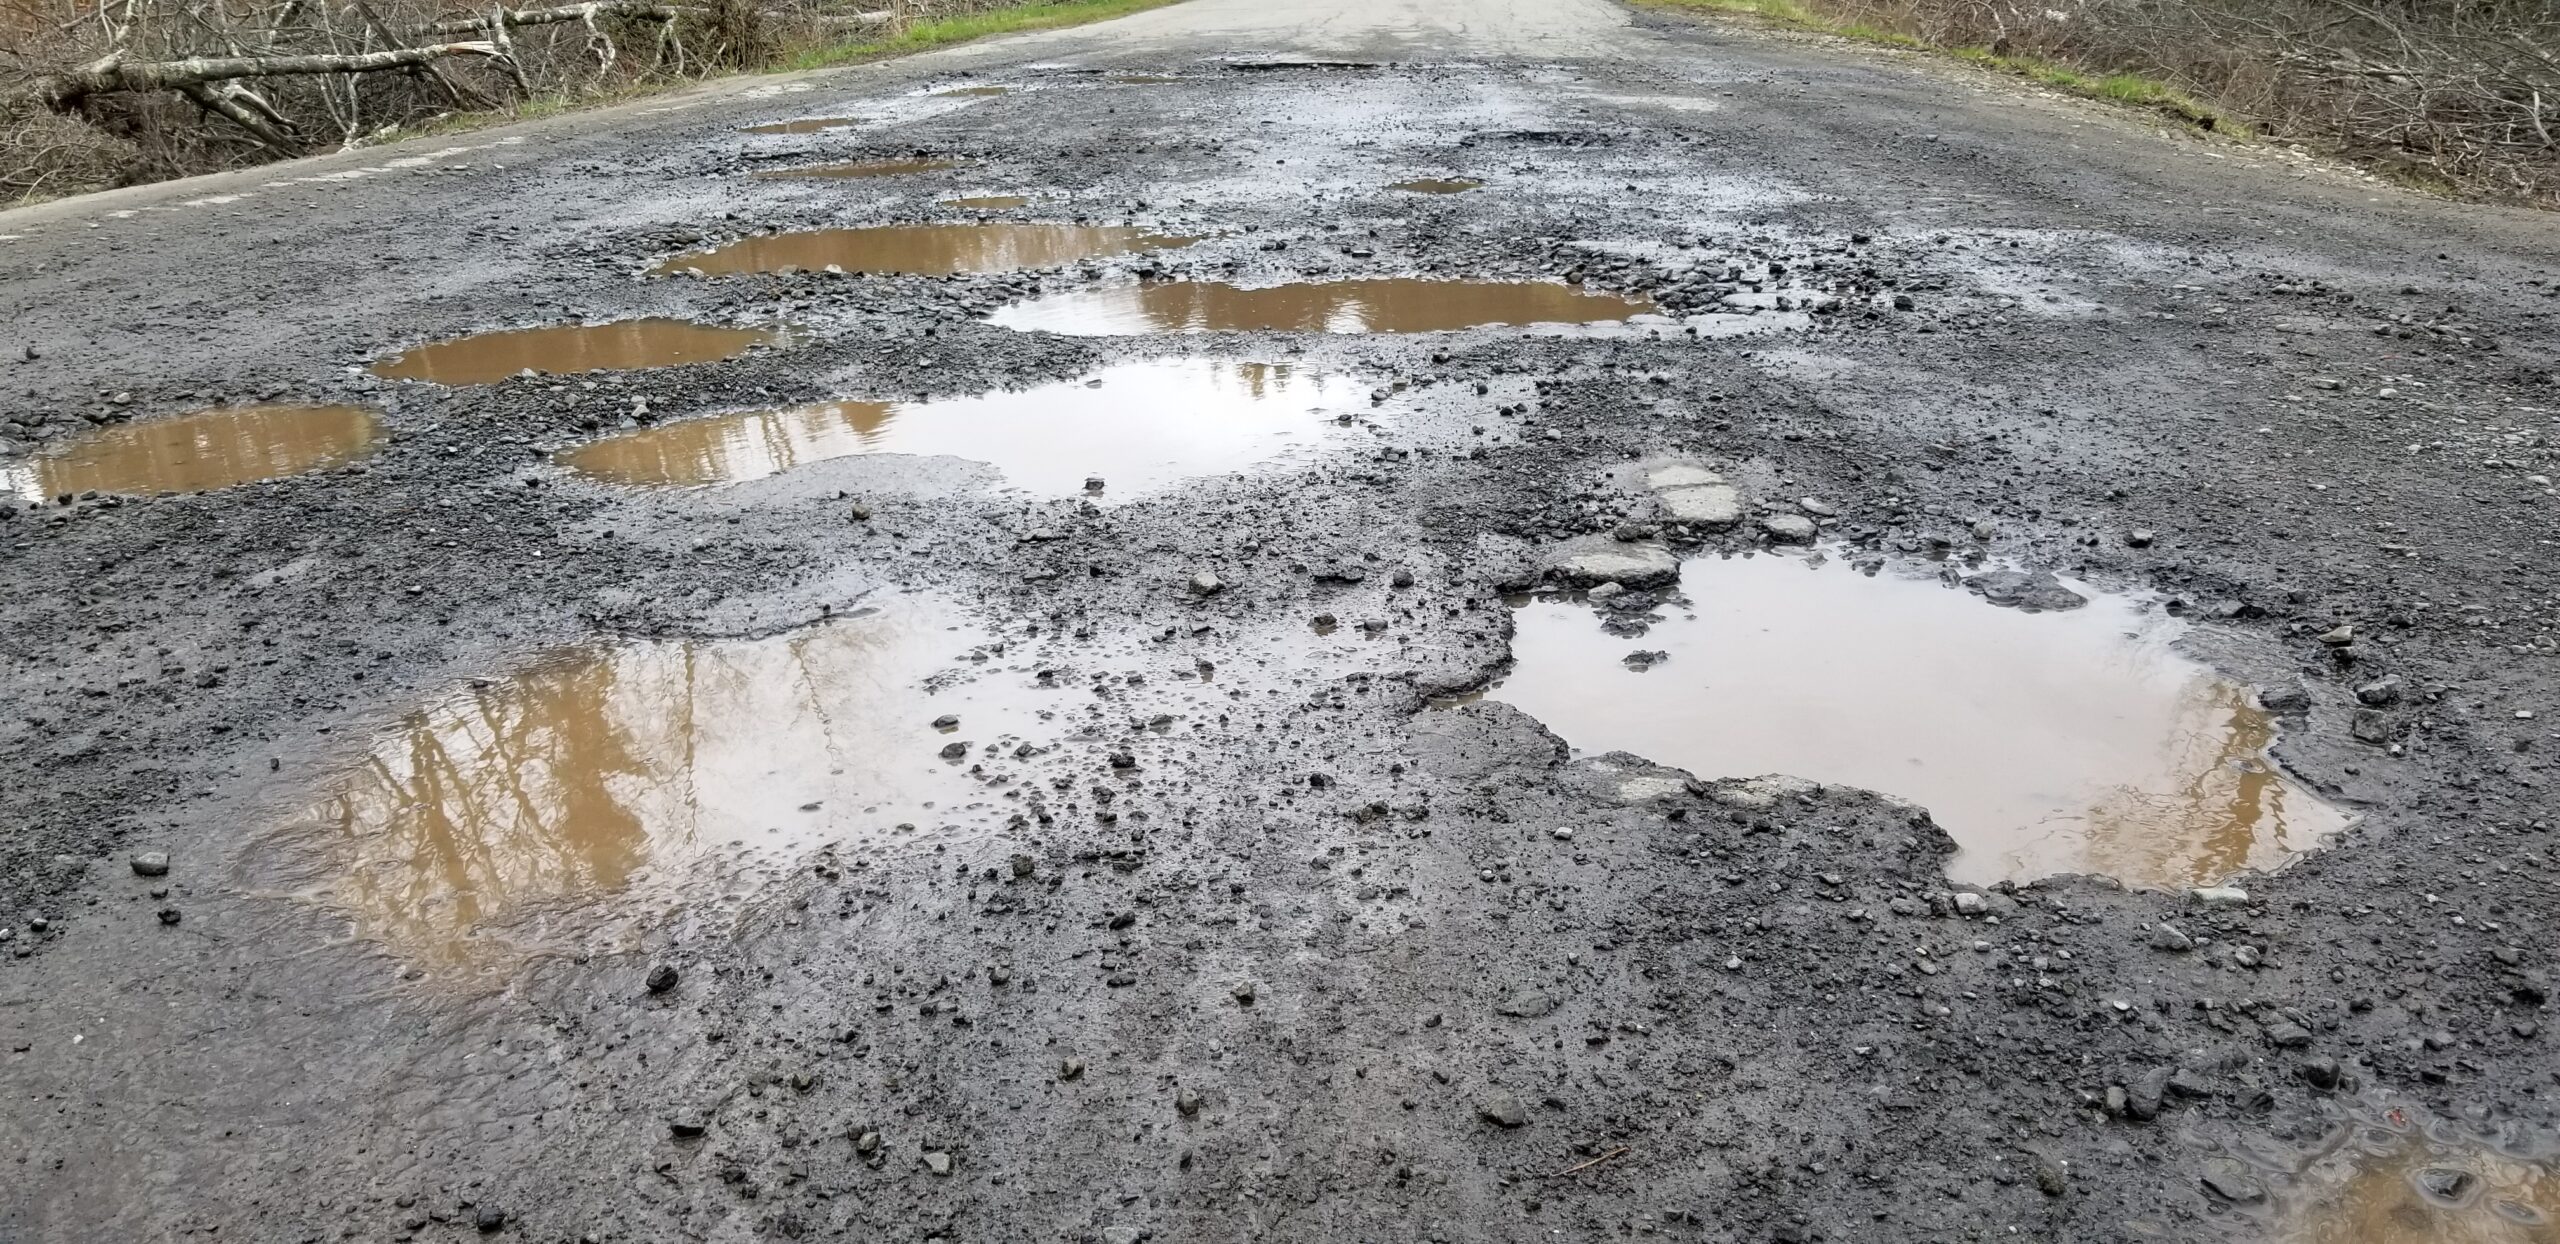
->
[413,2,689,37]
[17,42,505,111]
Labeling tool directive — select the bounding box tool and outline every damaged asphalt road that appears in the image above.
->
[2,0,2557,1238]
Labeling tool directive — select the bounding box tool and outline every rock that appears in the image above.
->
[2200,1158,2265,1203]
[923,1151,954,1177]
[2125,1068,2169,1121]
[939,740,971,759]
[1009,854,1036,879]
[2266,1021,2312,1048]
[932,713,960,728]
[1188,572,1224,596]
[2355,676,2403,707]
[1231,982,1256,1005]
[2150,923,2195,952]
[1084,476,1106,492]
[646,963,679,994]
[669,1114,708,1138]
[129,851,170,877]
[156,907,181,926]
[2317,624,2355,646]
[1476,1091,1528,1128]
[2259,684,2312,714]
[1621,649,1668,670]
[1175,1086,1202,1116]
[1495,991,1560,1017]
[1059,1058,1085,1080]
[1952,892,1986,917]
[1102,1228,1143,1244]
[475,1205,507,1232]
[2350,709,2391,743]
[2416,1167,2476,1201]
[1799,497,1838,517]
[1760,513,1817,543]
[2191,886,2250,908]
[2300,1056,2342,1089]
[2125,529,2156,548]
[1646,464,1724,489]
[2165,1069,2213,1099]
[1659,483,1742,528]
[1545,538,1679,589]
[1962,568,2087,612]
[855,1130,882,1154]
[2034,1159,2067,1197]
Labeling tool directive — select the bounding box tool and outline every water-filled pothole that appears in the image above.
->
[1484,551,2347,889]
[558,358,1365,496]
[740,116,863,135]
[750,156,968,180]
[987,278,1657,335]
[649,224,1199,278]
[1391,178,1481,194]
[369,319,786,385]
[277,596,1039,961]
[2286,1109,2557,1243]
[3,404,380,501]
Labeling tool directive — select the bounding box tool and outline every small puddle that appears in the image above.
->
[1391,178,1481,194]
[2285,1107,2557,1244]
[987,278,1657,335]
[3,404,379,501]
[558,358,1364,495]
[750,156,968,180]
[370,319,785,385]
[1482,552,2347,889]
[282,596,1043,962]
[740,116,864,135]
[650,223,1199,278]
[942,194,1031,210]
[935,85,1013,97]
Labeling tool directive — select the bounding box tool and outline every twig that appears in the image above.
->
[1551,1146,1631,1177]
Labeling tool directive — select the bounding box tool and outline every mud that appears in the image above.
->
[739,116,865,135]
[5,0,2560,1240]
[649,223,1200,277]
[1391,177,1483,194]
[1484,550,2348,889]
[988,276,1659,333]
[369,319,786,384]
[933,84,1014,97]
[749,155,970,179]
[941,194,1032,209]
[558,358,1371,495]
[0,403,378,500]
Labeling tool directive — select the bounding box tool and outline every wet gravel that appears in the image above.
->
[1,0,2556,1238]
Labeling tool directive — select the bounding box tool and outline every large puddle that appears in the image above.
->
[369,319,785,385]
[558,358,1364,495]
[1485,552,2347,889]
[750,156,968,180]
[283,597,1042,961]
[986,278,1657,334]
[2,404,380,501]
[649,224,1199,278]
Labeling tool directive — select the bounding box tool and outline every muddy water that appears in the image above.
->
[650,224,1199,278]
[750,156,968,180]
[2289,1113,2558,1243]
[559,359,1364,495]
[935,85,1013,97]
[1391,178,1481,194]
[2,404,379,501]
[369,319,785,384]
[740,116,864,135]
[943,194,1032,210]
[986,278,1656,334]
[284,596,1048,961]
[1486,552,2347,889]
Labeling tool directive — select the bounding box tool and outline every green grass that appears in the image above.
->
[1640,0,2246,136]
[787,0,1182,71]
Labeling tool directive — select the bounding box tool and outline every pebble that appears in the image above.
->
[1495,991,1560,1017]
[1009,854,1036,879]
[155,907,180,926]
[2318,624,2355,646]
[1188,572,1224,595]
[923,1151,954,1176]
[1103,1229,1142,1244]
[2150,923,2194,952]
[1059,1058,1085,1080]
[856,1130,882,1154]
[1176,1086,1202,1116]
[2125,529,2156,548]
[2199,1158,2265,1203]
[646,963,679,994]
[932,713,960,728]
[129,851,170,877]
[475,1206,507,1232]
[1760,513,1817,543]
[2355,676,2403,707]
[2191,886,2250,908]
[1475,1091,1528,1128]
[939,741,970,759]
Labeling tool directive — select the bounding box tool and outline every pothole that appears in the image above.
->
[1109,74,1180,85]
[942,194,1032,210]
[2,403,379,501]
[933,85,1014,97]
[739,116,864,135]
[749,156,969,180]
[557,358,1368,496]
[986,278,1658,335]
[1482,550,2348,889]
[269,596,1038,963]
[1391,178,1481,194]
[2281,1109,2558,1243]
[369,319,787,385]
[649,224,1200,278]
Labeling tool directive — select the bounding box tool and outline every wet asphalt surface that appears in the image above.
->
[3,0,2559,1238]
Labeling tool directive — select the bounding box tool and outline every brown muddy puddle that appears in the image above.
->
[942,194,1032,210]
[1391,178,1481,194]
[281,596,1042,961]
[1485,552,2347,889]
[3,404,379,501]
[740,116,863,135]
[750,156,968,180]
[369,319,785,385]
[987,278,1658,335]
[2277,1102,2557,1244]
[933,85,1014,97]
[558,358,1364,496]
[649,223,1199,278]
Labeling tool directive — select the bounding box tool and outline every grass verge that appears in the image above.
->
[1635,0,2246,137]
[788,0,1183,71]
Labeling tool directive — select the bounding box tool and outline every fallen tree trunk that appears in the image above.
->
[414,2,690,38]
[16,43,505,113]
